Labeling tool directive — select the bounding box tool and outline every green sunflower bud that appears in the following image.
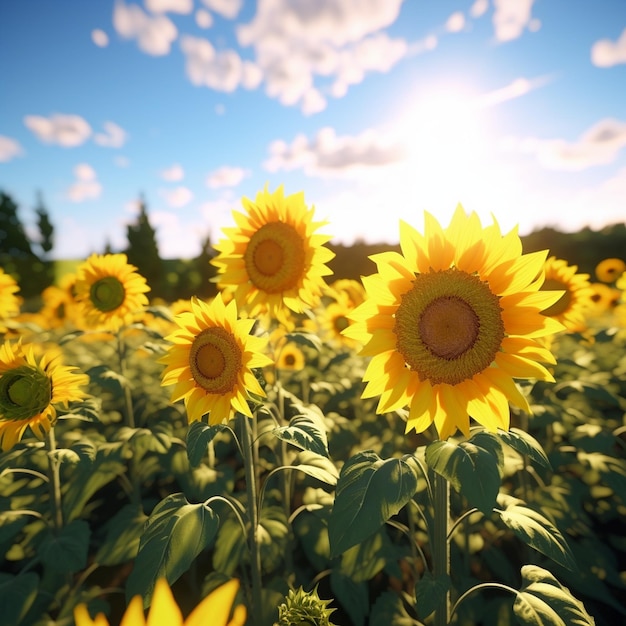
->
[0,364,52,421]
[275,586,337,626]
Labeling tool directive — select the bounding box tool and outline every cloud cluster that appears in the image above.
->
[24,114,92,147]
[0,136,24,162]
[94,121,127,148]
[145,0,192,14]
[67,164,102,202]
[160,186,194,208]
[591,28,626,67]
[200,0,243,20]
[160,163,185,181]
[113,0,177,55]
[492,0,538,42]
[91,29,109,47]
[206,165,248,188]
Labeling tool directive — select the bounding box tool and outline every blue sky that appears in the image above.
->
[1,0,625,260]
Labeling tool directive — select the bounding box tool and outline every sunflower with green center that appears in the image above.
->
[343,206,565,440]
[160,294,273,424]
[74,578,246,626]
[74,253,150,331]
[0,268,21,332]
[540,256,592,332]
[0,340,89,451]
[212,186,335,323]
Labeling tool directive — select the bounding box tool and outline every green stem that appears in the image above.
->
[45,428,64,532]
[117,332,135,429]
[240,413,263,625]
[449,582,518,620]
[432,470,450,626]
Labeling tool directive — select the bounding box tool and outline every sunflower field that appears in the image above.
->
[1,187,626,626]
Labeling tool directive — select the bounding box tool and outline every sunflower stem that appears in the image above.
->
[433,470,450,626]
[45,427,64,532]
[241,412,263,625]
[117,333,135,429]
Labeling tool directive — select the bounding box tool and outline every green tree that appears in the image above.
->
[35,191,54,256]
[125,194,165,298]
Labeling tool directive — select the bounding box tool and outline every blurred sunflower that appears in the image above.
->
[586,282,620,315]
[74,254,150,331]
[595,258,626,283]
[540,257,592,332]
[0,340,88,451]
[317,290,361,349]
[38,273,80,328]
[343,206,564,440]
[328,278,366,307]
[277,342,306,371]
[0,268,21,332]
[160,294,273,424]
[74,578,246,626]
[212,186,335,323]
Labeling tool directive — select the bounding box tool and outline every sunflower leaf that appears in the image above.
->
[186,421,228,467]
[328,450,421,557]
[292,450,339,486]
[86,364,130,393]
[284,331,323,351]
[95,503,148,566]
[37,520,90,573]
[425,439,501,515]
[57,397,102,423]
[415,571,452,620]
[497,428,552,470]
[513,565,595,626]
[125,493,219,607]
[0,573,39,626]
[273,413,329,457]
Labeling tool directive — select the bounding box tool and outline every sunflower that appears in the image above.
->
[540,257,592,332]
[0,268,21,332]
[595,257,626,283]
[585,282,620,315]
[160,294,273,424]
[316,290,362,349]
[0,340,88,451]
[74,578,246,626]
[343,206,564,440]
[211,185,335,323]
[277,342,306,371]
[74,254,150,331]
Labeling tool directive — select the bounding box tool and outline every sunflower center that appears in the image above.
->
[189,327,242,395]
[394,269,505,386]
[244,222,306,293]
[333,315,350,333]
[540,278,572,317]
[284,353,296,367]
[0,365,52,421]
[90,277,126,312]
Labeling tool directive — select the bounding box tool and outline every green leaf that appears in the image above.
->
[86,364,130,393]
[369,591,417,626]
[38,520,90,573]
[125,493,219,606]
[513,565,595,626]
[496,495,577,571]
[273,414,329,457]
[284,331,323,351]
[95,504,148,566]
[48,448,81,464]
[328,450,421,557]
[0,573,39,626]
[497,428,551,470]
[415,571,452,620]
[425,439,501,515]
[212,516,245,576]
[186,421,228,467]
[330,570,369,626]
[293,450,339,486]
[57,397,102,422]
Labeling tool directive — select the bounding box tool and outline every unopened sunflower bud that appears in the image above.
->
[275,586,337,626]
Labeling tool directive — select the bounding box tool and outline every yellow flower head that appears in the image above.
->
[344,206,564,440]
[74,254,150,331]
[540,256,592,332]
[595,257,625,283]
[74,578,246,626]
[0,268,21,331]
[0,340,88,451]
[586,282,620,315]
[160,294,273,424]
[277,342,306,371]
[212,185,335,323]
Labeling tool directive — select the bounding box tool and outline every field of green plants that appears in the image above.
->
[1,194,626,626]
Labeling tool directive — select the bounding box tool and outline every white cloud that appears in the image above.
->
[196,9,213,28]
[206,165,248,188]
[160,163,185,181]
[0,136,24,162]
[94,121,127,148]
[160,185,194,208]
[200,0,243,20]
[67,163,102,202]
[264,126,407,177]
[591,28,626,68]
[115,155,130,167]
[492,0,536,42]
[91,29,109,47]
[145,0,193,14]
[180,35,262,92]
[24,113,92,147]
[518,118,626,171]
[470,0,489,18]
[113,0,177,56]
[446,11,466,33]
[477,75,551,107]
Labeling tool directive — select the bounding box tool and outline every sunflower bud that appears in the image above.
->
[275,586,337,626]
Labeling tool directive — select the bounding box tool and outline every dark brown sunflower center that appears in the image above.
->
[90,277,126,312]
[284,353,296,367]
[541,278,572,317]
[394,269,505,386]
[244,221,306,293]
[189,327,242,395]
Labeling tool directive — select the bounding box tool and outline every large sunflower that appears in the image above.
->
[160,294,273,424]
[74,254,150,331]
[0,268,21,332]
[0,340,88,451]
[540,256,592,332]
[211,186,335,323]
[74,578,246,626]
[343,206,564,440]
